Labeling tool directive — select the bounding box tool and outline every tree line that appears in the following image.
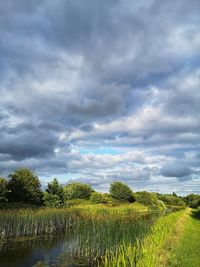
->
[0,168,199,208]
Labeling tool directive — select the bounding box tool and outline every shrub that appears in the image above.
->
[135,191,160,206]
[64,198,90,207]
[0,178,9,202]
[109,182,135,203]
[183,194,200,208]
[64,182,94,200]
[102,193,113,204]
[90,192,105,204]
[157,193,185,206]
[43,192,62,207]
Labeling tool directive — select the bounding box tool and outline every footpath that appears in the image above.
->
[160,208,200,267]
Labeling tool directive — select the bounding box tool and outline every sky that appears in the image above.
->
[0,0,200,195]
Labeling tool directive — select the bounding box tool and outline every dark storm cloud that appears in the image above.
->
[0,0,200,193]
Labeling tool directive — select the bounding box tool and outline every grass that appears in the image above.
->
[167,208,200,267]
[72,202,149,217]
[137,209,187,267]
[101,209,186,267]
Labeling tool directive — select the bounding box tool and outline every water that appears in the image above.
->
[0,235,71,267]
[0,212,160,267]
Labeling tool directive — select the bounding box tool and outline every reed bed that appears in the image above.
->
[49,211,159,266]
[0,208,79,239]
[0,203,149,240]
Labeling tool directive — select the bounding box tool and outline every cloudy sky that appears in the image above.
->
[0,0,200,195]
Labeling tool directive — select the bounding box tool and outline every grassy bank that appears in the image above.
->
[101,208,200,267]
[167,208,200,267]
[101,209,186,267]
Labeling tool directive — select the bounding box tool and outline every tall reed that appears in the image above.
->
[56,211,159,266]
[0,204,149,240]
[0,208,79,239]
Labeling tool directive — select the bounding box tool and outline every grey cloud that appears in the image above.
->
[0,123,58,160]
[0,157,68,177]
[160,163,192,178]
[1,0,199,81]
[67,94,124,119]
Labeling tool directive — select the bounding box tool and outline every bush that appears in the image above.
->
[157,193,185,207]
[43,192,62,208]
[102,193,113,204]
[90,192,103,203]
[183,194,200,208]
[109,182,135,203]
[135,191,160,206]
[64,198,90,207]
[0,178,9,202]
[64,182,94,200]
[90,192,105,204]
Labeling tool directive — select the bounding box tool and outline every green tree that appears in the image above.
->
[7,168,43,205]
[183,194,200,208]
[44,178,64,207]
[46,178,64,200]
[109,181,135,203]
[0,178,9,202]
[157,193,185,206]
[64,182,94,200]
